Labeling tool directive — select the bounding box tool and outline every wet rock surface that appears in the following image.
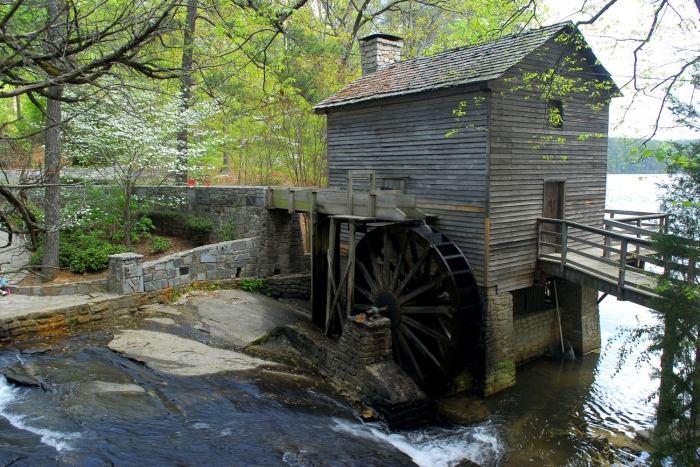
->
[1,364,43,389]
[189,289,308,348]
[108,329,274,376]
[0,290,433,466]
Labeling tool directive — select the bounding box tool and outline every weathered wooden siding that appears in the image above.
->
[487,38,609,292]
[325,86,490,285]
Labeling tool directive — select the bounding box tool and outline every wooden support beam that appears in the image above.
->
[617,238,627,298]
[346,220,356,319]
[325,217,337,334]
[287,189,295,214]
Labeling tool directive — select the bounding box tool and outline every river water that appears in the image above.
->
[0,174,668,466]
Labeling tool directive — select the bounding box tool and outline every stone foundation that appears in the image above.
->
[285,317,429,430]
[513,309,558,365]
[557,279,601,355]
[467,286,516,396]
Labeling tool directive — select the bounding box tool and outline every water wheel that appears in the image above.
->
[352,223,482,389]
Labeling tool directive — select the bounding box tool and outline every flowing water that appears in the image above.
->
[0,174,668,466]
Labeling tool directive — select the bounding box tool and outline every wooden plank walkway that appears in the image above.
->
[537,214,668,307]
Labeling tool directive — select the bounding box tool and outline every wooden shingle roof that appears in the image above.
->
[314,22,611,112]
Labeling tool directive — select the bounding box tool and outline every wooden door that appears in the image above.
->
[542,181,566,252]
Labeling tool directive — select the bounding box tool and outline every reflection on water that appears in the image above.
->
[431,296,657,466]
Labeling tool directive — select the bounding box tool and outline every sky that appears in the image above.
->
[543,0,699,141]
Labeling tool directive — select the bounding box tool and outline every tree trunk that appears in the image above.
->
[222,151,230,175]
[657,311,677,438]
[175,0,197,185]
[41,0,65,281]
[124,177,132,249]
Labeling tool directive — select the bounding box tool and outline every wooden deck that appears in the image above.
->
[537,212,669,307]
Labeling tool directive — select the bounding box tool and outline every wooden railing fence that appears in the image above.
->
[536,212,682,301]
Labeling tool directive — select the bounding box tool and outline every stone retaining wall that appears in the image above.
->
[0,293,150,339]
[134,186,306,276]
[108,238,261,295]
[285,318,429,430]
[513,309,557,365]
[1,273,311,339]
[265,273,311,299]
[8,278,107,296]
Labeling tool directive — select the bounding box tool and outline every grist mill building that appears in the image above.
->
[313,22,618,395]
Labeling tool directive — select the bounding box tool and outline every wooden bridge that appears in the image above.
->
[537,210,670,307]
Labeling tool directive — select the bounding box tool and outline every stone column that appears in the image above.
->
[108,253,144,295]
[258,209,306,276]
[472,286,516,396]
[556,279,600,355]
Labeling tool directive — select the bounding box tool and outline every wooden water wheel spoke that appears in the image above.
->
[368,245,384,289]
[402,315,451,342]
[398,274,443,305]
[382,227,392,287]
[395,328,424,383]
[395,247,432,297]
[352,224,482,389]
[422,251,432,283]
[436,315,452,340]
[355,284,375,302]
[357,259,378,295]
[390,232,409,291]
[399,323,444,372]
[401,306,451,315]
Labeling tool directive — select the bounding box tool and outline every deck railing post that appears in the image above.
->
[618,238,628,298]
[537,219,542,258]
[636,219,642,268]
[604,223,612,258]
[560,222,568,275]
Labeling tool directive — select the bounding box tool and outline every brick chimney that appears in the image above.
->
[359,34,403,76]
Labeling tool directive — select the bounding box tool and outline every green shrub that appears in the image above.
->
[241,278,264,293]
[150,236,172,253]
[31,230,128,273]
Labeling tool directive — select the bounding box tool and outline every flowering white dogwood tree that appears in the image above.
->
[64,88,218,248]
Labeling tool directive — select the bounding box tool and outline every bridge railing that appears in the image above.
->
[537,217,663,299]
[603,210,668,263]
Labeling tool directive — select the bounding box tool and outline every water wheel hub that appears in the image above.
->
[373,290,401,329]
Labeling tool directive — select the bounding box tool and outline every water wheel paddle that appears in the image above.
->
[352,223,482,389]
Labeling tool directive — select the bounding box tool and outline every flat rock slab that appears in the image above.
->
[189,289,306,347]
[145,317,176,326]
[108,330,271,376]
[139,304,181,316]
[84,381,146,394]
